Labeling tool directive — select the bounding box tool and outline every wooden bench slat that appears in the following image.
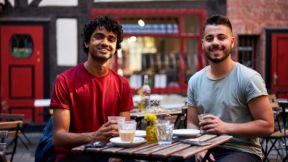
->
[172,135,233,159]
[0,121,23,129]
[151,143,191,158]
[101,147,124,153]
[133,142,180,156]
[117,143,156,154]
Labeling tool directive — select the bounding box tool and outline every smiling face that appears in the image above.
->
[85,27,117,61]
[202,24,234,64]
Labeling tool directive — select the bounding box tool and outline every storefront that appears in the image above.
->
[0,0,226,124]
[91,8,207,94]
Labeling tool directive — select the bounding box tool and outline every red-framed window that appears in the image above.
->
[91,9,207,94]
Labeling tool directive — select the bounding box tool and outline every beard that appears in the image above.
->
[205,44,231,63]
[91,52,113,61]
[90,45,114,61]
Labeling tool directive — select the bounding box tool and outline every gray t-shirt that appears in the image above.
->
[187,62,268,158]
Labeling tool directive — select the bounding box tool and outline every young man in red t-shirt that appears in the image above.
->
[50,16,134,162]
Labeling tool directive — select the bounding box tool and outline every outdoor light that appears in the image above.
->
[128,36,137,43]
[138,19,145,27]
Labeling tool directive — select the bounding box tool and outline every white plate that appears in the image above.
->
[110,137,146,147]
[135,130,146,137]
[173,129,200,137]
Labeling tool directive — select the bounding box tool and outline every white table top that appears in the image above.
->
[34,99,50,107]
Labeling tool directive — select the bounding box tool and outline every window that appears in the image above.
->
[92,9,206,94]
[238,35,259,69]
[10,34,33,58]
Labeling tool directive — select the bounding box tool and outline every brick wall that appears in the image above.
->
[227,0,288,75]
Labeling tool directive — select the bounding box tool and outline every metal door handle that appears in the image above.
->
[273,73,278,85]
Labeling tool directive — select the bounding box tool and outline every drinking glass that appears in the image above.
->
[156,119,170,125]
[198,114,207,134]
[108,116,125,125]
[118,121,137,142]
[155,123,174,145]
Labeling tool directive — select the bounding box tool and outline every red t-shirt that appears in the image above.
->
[51,63,134,132]
[50,63,134,159]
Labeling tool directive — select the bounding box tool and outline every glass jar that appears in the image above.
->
[146,122,157,144]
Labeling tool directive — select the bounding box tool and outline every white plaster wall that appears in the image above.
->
[7,0,78,6]
[56,18,78,66]
[95,0,178,2]
[39,0,78,6]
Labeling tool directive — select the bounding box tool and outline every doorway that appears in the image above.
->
[0,25,44,123]
[266,29,288,98]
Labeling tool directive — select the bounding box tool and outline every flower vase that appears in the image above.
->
[146,123,157,144]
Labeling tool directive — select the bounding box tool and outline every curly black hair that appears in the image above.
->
[82,15,123,53]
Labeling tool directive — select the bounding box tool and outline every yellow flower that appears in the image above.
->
[144,113,157,123]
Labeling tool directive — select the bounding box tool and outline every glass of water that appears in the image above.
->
[155,123,174,145]
[198,114,208,134]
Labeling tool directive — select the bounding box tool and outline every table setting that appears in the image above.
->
[85,115,204,149]
[72,115,232,161]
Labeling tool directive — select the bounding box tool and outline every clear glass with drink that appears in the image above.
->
[118,121,137,142]
[108,116,125,126]
[198,114,207,134]
[155,122,174,145]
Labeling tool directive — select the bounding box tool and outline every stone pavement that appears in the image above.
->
[7,132,41,162]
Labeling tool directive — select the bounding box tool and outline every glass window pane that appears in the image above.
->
[238,35,258,68]
[10,34,33,58]
[184,15,200,33]
[185,39,198,82]
[120,36,180,88]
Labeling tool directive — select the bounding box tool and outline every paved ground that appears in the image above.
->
[10,132,41,162]
[3,132,284,162]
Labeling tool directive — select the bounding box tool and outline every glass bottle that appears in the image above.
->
[142,75,151,110]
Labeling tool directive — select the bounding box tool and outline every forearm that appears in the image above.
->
[53,130,99,148]
[224,119,274,137]
[187,120,199,129]
[187,106,200,129]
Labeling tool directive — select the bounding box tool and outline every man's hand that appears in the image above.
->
[195,150,215,162]
[199,114,228,135]
[94,121,119,141]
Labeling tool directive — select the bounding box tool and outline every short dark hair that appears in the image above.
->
[203,15,232,32]
[82,15,123,53]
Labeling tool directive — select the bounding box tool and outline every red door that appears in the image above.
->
[0,25,44,123]
[271,33,288,97]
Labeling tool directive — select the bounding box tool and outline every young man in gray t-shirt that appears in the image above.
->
[187,15,274,162]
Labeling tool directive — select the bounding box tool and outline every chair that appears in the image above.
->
[0,113,32,150]
[0,121,23,162]
[0,131,8,162]
[261,94,288,161]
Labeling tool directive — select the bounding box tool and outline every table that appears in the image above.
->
[34,99,52,121]
[130,107,187,129]
[34,99,51,107]
[72,134,232,162]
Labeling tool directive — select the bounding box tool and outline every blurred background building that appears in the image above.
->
[0,0,287,126]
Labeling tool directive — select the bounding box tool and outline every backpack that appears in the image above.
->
[35,117,56,162]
